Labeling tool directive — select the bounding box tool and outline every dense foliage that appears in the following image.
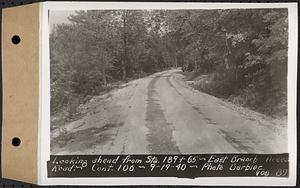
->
[50,9,288,118]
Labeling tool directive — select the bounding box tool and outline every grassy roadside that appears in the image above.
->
[181,71,287,119]
[51,82,123,131]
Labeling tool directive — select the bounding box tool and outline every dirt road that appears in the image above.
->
[51,69,287,154]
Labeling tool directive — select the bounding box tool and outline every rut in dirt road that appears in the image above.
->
[145,75,181,154]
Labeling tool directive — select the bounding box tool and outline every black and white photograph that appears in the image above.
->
[49,7,290,155]
[37,2,298,186]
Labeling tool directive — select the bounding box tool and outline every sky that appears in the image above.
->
[49,11,74,32]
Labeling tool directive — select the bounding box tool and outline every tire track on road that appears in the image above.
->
[166,73,216,125]
[145,74,181,154]
[165,72,253,153]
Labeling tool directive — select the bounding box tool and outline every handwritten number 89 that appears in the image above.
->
[276,169,288,177]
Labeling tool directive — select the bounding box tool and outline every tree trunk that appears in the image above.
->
[235,62,238,91]
[102,68,107,87]
[122,10,128,80]
[174,53,178,68]
[194,54,197,71]
[100,46,107,87]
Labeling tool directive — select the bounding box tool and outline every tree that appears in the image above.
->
[50,9,288,117]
